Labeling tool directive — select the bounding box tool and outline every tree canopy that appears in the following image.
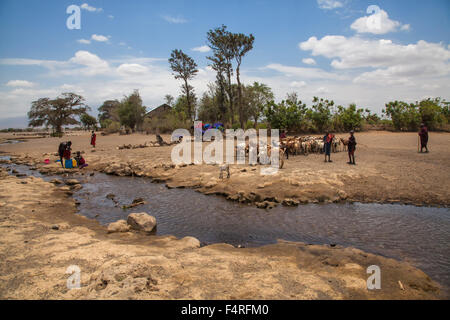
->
[28,92,89,134]
[169,49,198,121]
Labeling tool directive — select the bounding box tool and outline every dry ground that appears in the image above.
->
[0,169,443,299]
[1,130,449,206]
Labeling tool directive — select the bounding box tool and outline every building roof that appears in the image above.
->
[145,104,172,118]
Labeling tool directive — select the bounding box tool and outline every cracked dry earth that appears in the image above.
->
[0,168,444,299]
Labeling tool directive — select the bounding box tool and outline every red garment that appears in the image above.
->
[63,149,71,160]
[326,134,334,143]
[91,133,96,147]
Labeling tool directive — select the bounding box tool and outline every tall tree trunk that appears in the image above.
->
[184,79,192,121]
[236,65,244,128]
[226,70,234,126]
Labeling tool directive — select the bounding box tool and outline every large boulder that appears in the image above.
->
[127,213,156,233]
[107,220,130,234]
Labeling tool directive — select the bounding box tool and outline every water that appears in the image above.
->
[0,139,24,146]
[1,157,449,292]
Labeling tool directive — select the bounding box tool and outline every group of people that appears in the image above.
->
[57,141,88,169]
[323,131,357,165]
[56,131,96,169]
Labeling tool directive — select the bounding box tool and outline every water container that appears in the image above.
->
[65,159,73,169]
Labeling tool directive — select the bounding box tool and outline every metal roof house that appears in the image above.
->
[145,104,172,119]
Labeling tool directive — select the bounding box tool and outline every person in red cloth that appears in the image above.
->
[418,123,429,153]
[90,131,96,148]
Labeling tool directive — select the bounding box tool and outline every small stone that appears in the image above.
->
[51,225,59,230]
[107,220,130,234]
[65,179,80,186]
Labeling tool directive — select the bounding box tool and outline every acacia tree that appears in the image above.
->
[232,32,255,128]
[169,49,198,121]
[98,99,120,127]
[207,25,235,125]
[28,92,89,134]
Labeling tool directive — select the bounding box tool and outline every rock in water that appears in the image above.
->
[127,213,157,233]
[65,179,80,186]
[107,220,130,234]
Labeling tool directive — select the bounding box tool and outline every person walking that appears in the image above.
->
[347,130,356,165]
[418,123,429,153]
[90,131,96,148]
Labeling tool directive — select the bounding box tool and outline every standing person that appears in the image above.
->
[323,131,334,163]
[58,141,72,168]
[347,130,356,165]
[90,131,96,148]
[418,123,429,153]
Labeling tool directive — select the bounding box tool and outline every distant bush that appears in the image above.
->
[105,121,121,134]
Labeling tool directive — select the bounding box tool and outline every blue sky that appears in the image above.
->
[0,0,449,127]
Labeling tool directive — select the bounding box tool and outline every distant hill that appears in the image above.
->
[0,116,28,129]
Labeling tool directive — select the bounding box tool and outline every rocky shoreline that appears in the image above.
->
[0,166,445,299]
[2,151,448,209]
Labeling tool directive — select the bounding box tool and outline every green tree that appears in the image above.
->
[28,92,89,134]
[98,100,120,127]
[246,82,274,128]
[264,98,307,132]
[164,94,175,107]
[334,104,364,132]
[383,101,421,131]
[207,25,235,125]
[118,90,147,131]
[418,98,447,130]
[231,32,255,128]
[80,113,98,130]
[169,49,198,122]
[307,97,334,132]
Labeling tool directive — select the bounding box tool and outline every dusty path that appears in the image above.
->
[0,168,443,299]
[1,131,449,207]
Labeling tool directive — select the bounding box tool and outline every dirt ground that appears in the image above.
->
[1,130,449,207]
[0,168,444,299]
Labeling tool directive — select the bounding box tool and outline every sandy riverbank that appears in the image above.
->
[1,131,449,207]
[0,168,444,299]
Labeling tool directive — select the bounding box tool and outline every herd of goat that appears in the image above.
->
[280,136,348,156]
[230,135,349,169]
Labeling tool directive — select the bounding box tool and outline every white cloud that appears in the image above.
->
[6,80,35,88]
[317,0,343,10]
[265,63,344,80]
[302,58,316,65]
[77,39,91,45]
[299,35,450,89]
[192,45,211,53]
[162,15,188,24]
[117,63,148,75]
[351,9,409,35]
[80,3,103,13]
[290,81,307,88]
[91,34,110,42]
[108,15,114,19]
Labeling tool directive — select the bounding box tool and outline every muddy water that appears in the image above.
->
[2,158,450,292]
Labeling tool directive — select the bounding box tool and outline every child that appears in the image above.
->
[74,151,88,169]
